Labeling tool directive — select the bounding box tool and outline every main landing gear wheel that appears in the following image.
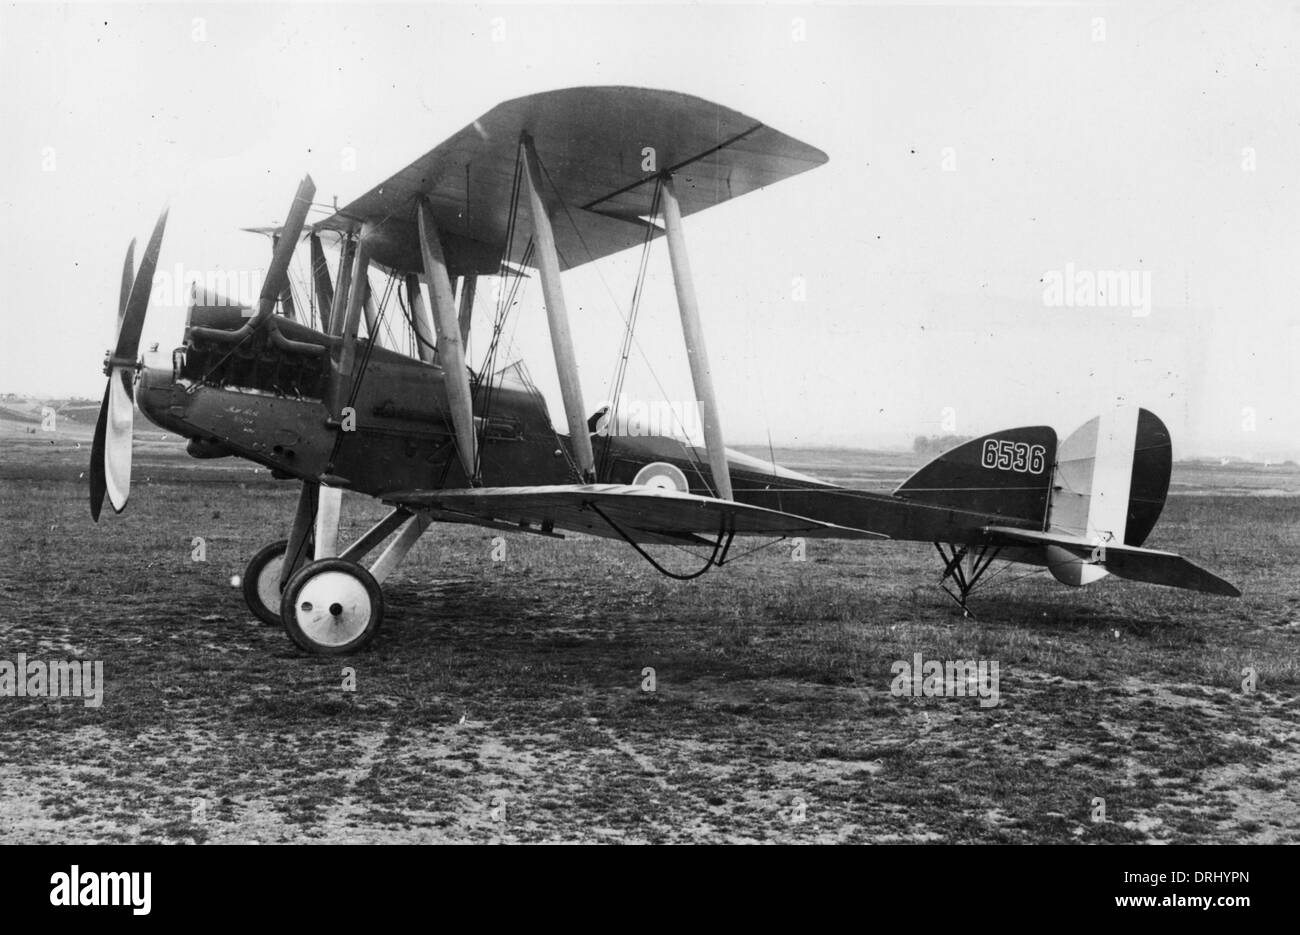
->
[279,558,385,654]
[242,538,312,626]
[243,539,290,626]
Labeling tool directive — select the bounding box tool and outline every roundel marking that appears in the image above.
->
[632,461,689,492]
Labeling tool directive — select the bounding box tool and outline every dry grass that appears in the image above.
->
[1,423,1297,843]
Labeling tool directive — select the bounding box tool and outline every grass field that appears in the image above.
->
[1,418,1297,843]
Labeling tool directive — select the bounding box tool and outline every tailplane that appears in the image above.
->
[983,526,1240,597]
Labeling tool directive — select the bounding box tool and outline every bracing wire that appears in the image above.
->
[534,156,715,492]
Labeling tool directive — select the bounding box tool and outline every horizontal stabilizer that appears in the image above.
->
[386,484,884,544]
[983,526,1240,597]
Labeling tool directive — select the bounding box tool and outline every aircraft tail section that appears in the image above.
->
[894,425,1057,526]
[1042,407,1172,586]
[892,408,1232,598]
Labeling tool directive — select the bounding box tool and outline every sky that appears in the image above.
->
[1,0,1297,458]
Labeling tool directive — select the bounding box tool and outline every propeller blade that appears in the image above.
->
[255,175,316,321]
[103,368,135,513]
[89,382,111,521]
[117,238,136,331]
[94,206,166,520]
[309,232,334,314]
[114,206,169,365]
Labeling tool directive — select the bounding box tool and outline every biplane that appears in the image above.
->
[89,87,1239,654]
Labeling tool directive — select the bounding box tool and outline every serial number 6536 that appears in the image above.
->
[981,439,1047,474]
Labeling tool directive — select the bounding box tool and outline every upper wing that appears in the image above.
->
[313,86,827,277]
[386,484,883,545]
[983,526,1241,597]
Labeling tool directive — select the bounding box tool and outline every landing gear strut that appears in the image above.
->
[934,541,1002,616]
[241,488,431,653]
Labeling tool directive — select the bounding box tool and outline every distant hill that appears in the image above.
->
[0,395,101,425]
[58,405,102,423]
[912,434,973,458]
[0,405,41,424]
